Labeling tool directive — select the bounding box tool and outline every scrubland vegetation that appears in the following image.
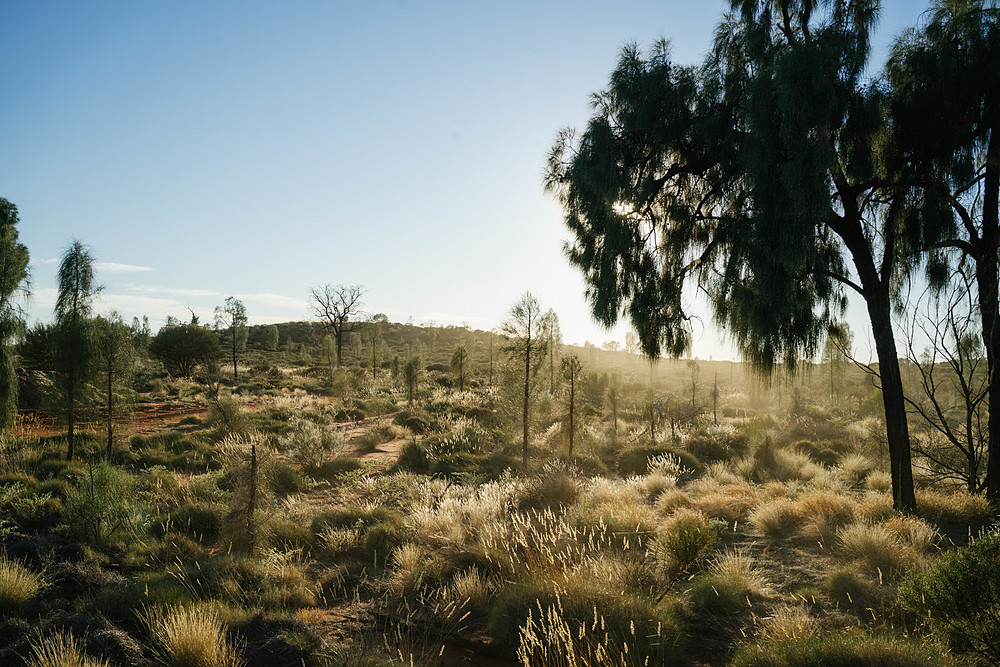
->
[0,313,997,666]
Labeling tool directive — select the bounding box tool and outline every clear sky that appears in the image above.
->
[2,0,927,357]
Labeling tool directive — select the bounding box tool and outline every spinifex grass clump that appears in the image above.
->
[0,554,42,612]
[492,578,687,664]
[148,605,245,667]
[28,631,110,667]
[729,629,956,667]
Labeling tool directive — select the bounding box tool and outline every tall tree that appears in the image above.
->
[264,324,279,351]
[309,284,365,366]
[93,313,136,457]
[148,322,221,378]
[561,354,582,457]
[403,355,421,406]
[451,344,469,392]
[363,320,383,382]
[214,297,248,382]
[546,0,921,511]
[887,0,1000,500]
[501,292,548,467]
[543,309,562,393]
[0,199,29,431]
[53,241,98,460]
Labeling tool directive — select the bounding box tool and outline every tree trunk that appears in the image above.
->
[522,337,531,468]
[978,136,1000,502]
[66,365,75,461]
[107,365,113,458]
[568,370,575,458]
[866,286,916,512]
[232,337,238,383]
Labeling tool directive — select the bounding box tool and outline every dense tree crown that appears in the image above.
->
[887,0,1000,499]
[545,0,937,510]
[0,198,30,431]
[149,323,221,378]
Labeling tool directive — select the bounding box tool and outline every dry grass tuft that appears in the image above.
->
[915,489,996,525]
[795,490,856,544]
[881,515,939,553]
[0,554,42,612]
[758,605,818,641]
[149,605,245,667]
[28,631,110,667]
[710,548,770,598]
[653,487,693,515]
[749,498,804,538]
[836,522,921,578]
[863,470,892,493]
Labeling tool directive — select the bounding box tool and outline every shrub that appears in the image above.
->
[149,605,244,667]
[749,498,804,538]
[207,397,249,437]
[0,555,42,612]
[393,410,433,435]
[279,417,344,470]
[899,531,1000,665]
[356,423,399,451]
[649,509,721,577]
[517,472,580,511]
[162,502,225,543]
[393,440,430,472]
[312,455,363,480]
[729,630,956,667]
[63,461,148,549]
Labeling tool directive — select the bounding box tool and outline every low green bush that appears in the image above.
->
[898,531,1000,664]
[393,440,430,472]
[312,455,364,480]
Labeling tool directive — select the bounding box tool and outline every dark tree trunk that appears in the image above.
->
[522,336,531,468]
[867,290,916,511]
[978,137,1000,502]
[107,365,114,457]
[567,369,575,457]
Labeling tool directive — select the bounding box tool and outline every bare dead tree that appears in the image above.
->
[309,284,366,367]
[901,271,990,493]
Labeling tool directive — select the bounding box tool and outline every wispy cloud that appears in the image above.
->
[30,258,58,265]
[126,285,222,298]
[234,292,309,311]
[95,262,153,273]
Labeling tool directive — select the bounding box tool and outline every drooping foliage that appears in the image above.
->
[888,0,1000,499]
[0,198,29,431]
[53,240,98,460]
[547,0,922,509]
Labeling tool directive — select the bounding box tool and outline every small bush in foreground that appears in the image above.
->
[729,630,955,667]
[899,531,1000,665]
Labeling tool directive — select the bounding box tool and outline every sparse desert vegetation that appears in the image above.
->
[0,313,997,666]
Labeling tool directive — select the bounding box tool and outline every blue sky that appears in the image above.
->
[2,0,926,357]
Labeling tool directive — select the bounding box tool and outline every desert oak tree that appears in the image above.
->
[546,0,923,510]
